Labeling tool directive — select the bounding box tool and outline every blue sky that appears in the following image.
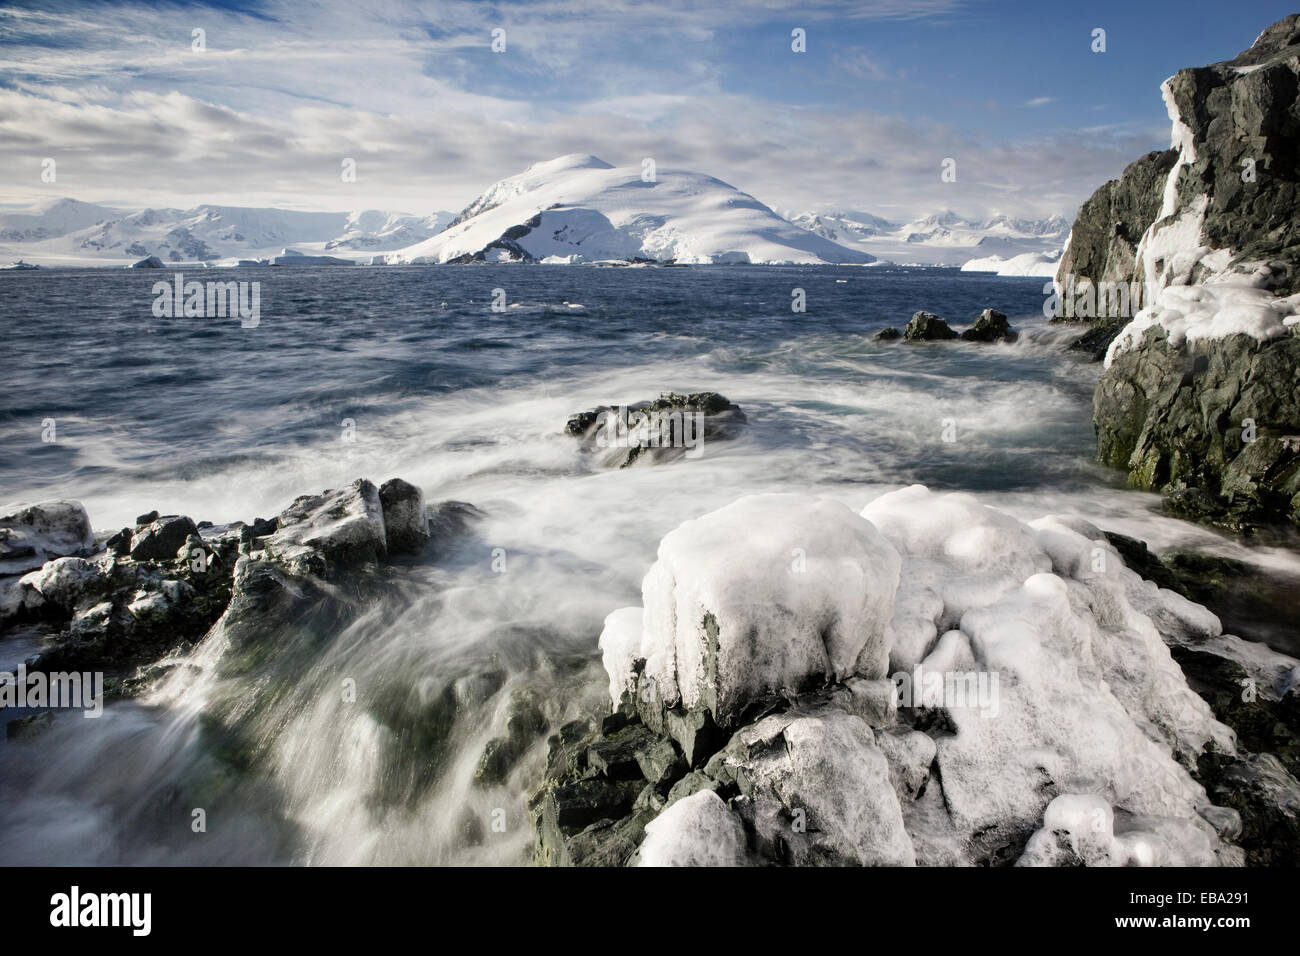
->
[0,0,1294,220]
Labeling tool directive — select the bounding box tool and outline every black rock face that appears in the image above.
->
[1083,16,1300,530]
[1054,149,1177,292]
[1096,328,1300,531]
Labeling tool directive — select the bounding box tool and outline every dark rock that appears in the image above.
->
[565,392,747,468]
[5,711,53,740]
[960,308,1017,343]
[544,778,643,833]
[1197,750,1300,866]
[1095,329,1300,531]
[1066,317,1124,361]
[248,517,278,538]
[874,327,901,341]
[1054,149,1178,291]
[903,311,957,341]
[106,528,132,557]
[129,515,199,561]
[1084,17,1300,530]
[135,510,160,526]
[587,723,658,780]
[379,478,429,555]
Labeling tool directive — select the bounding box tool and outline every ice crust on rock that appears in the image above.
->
[633,790,748,867]
[600,493,901,733]
[597,484,1253,866]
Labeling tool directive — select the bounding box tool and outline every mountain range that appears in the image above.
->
[0,157,1070,270]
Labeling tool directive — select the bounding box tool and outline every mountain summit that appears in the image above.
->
[386,155,873,265]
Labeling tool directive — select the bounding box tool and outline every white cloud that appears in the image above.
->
[0,0,1163,221]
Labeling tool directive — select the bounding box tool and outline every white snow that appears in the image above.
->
[0,199,452,267]
[633,790,748,866]
[960,249,1062,277]
[1106,271,1300,364]
[787,208,1070,267]
[1099,74,1300,358]
[388,154,873,265]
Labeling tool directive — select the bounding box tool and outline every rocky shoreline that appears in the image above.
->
[0,476,450,706]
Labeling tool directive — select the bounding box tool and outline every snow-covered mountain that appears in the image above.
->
[783,208,1070,267]
[385,154,873,265]
[0,199,455,267]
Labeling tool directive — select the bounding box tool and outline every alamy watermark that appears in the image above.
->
[152,273,261,328]
[1043,275,1162,320]
[593,407,706,459]
[893,663,1000,718]
[0,664,104,718]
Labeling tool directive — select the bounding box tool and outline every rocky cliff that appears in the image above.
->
[1072,15,1300,530]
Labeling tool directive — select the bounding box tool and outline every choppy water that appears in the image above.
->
[1,264,1296,864]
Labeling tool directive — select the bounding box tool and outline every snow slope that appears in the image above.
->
[960,250,1063,277]
[385,154,873,265]
[0,199,454,267]
[785,208,1070,267]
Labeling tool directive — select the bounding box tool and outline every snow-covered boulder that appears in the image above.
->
[601,494,901,756]
[1017,793,1229,866]
[633,790,748,867]
[0,500,95,576]
[706,709,915,866]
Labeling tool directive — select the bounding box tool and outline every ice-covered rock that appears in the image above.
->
[1017,792,1231,866]
[602,494,901,754]
[0,501,95,576]
[1079,16,1300,530]
[550,485,1272,866]
[707,710,915,866]
[633,790,748,867]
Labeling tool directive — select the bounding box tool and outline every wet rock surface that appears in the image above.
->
[565,391,746,468]
[0,477,461,687]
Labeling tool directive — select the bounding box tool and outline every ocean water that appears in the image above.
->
[1,264,1296,865]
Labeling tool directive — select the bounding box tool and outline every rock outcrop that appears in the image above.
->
[903,311,957,341]
[565,391,746,468]
[1074,16,1300,530]
[0,477,456,683]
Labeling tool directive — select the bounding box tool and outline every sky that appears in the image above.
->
[0,0,1294,222]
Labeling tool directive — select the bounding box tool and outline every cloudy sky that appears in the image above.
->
[0,0,1293,221]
